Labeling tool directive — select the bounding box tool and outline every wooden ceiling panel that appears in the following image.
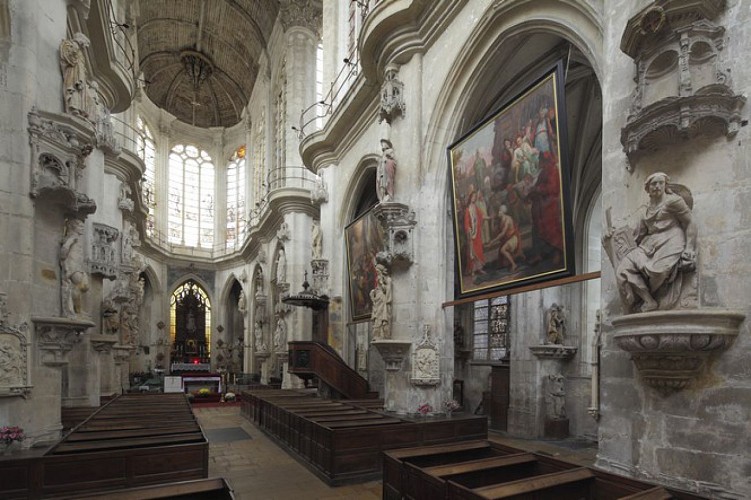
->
[136,0,279,128]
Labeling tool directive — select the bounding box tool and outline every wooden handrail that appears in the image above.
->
[288,341,377,399]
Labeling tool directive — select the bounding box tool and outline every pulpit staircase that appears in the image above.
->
[287,341,379,399]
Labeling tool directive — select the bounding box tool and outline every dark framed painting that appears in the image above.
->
[448,60,575,298]
[345,208,385,321]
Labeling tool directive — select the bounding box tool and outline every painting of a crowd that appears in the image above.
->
[449,64,574,296]
[345,209,385,320]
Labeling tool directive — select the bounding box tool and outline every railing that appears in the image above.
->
[111,114,140,155]
[288,341,379,399]
[297,54,360,138]
[105,0,137,76]
[266,165,318,192]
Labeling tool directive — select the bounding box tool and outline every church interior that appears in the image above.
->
[1,0,750,498]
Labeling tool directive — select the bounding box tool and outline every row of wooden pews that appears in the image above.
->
[241,389,488,486]
[0,393,210,499]
[383,440,708,499]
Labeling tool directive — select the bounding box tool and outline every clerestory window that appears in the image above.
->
[168,144,215,248]
[136,116,157,236]
[226,145,247,250]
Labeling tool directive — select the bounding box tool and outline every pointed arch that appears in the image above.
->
[338,153,380,229]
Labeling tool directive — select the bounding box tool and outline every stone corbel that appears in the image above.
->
[613,309,744,395]
[112,344,134,364]
[371,339,411,371]
[379,63,406,124]
[372,202,417,268]
[90,223,119,279]
[32,316,94,366]
[89,334,118,354]
[529,345,578,360]
[310,259,329,297]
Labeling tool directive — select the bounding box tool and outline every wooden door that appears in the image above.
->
[490,364,510,431]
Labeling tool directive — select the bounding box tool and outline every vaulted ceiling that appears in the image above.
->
[137,0,280,128]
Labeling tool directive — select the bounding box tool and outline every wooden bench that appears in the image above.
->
[241,389,487,486]
[0,393,209,499]
[63,477,234,499]
[384,440,710,500]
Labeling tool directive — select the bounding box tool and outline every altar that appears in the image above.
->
[182,373,222,395]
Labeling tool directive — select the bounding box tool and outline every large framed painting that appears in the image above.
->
[345,209,385,321]
[448,60,575,298]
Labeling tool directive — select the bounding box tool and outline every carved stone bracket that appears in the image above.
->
[28,108,97,216]
[619,1,745,167]
[89,334,118,354]
[372,202,417,267]
[32,316,94,366]
[411,326,439,386]
[371,339,411,371]
[90,223,119,279]
[0,293,33,397]
[112,344,134,363]
[529,345,578,360]
[613,309,744,395]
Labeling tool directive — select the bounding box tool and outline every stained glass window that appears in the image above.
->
[226,146,247,250]
[168,144,215,248]
[136,116,157,236]
[170,280,211,356]
[473,296,510,361]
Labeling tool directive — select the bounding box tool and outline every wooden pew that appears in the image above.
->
[64,477,234,499]
[447,467,595,499]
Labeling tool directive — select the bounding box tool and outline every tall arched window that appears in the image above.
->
[136,116,157,236]
[168,144,215,248]
[226,145,247,250]
[170,280,212,361]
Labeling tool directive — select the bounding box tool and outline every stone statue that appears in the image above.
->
[120,305,136,345]
[238,289,247,316]
[276,247,287,283]
[60,218,89,317]
[546,303,565,344]
[273,317,287,350]
[547,374,566,420]
[254,321,265,352]
[369,263,392,339]
[102,299,119,335]
[605,172,697,313]
[377,139,397,202]
[59,33,91,118]
[311,220,323,260]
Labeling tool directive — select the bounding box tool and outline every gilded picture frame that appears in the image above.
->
[345,209,385,321]
[448,61,575,298]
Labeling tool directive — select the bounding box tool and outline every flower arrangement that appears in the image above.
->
[196,388,211,398]
[0,426,24,446]
[224,392,236,402]
[443,399,461,413]
[417,403,432,416]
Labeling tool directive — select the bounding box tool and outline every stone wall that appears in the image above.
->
[597,1,751,497]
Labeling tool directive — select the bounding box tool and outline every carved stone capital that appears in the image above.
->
[613,309,744,395]
[32,316,93,366]
[279,0,322,35]
[529,345,578,360]
[112,344,134,363]
[371,339,411,371]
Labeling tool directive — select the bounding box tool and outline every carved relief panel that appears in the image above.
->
[90,223,119,279]
[411,326,439,386]
[0,293,32,397]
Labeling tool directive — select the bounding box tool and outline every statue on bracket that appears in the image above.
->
[311,220,323,260]
[545,304,565,345]
[604,172,697,313]
[60,218,89,318]
[238,289,247,317]
[276,247,287,284]
[377,139,397,203]
[370,262,392,340]
[273,316,287,351]
[59,33,91,119]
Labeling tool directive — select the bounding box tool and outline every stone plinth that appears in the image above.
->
[613,309,744,395]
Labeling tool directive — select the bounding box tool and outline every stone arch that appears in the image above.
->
[338,153,380,229]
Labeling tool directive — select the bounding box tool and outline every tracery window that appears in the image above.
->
[226,145,247,250]
[274,60,287,184]
[168,144,215,248]
[472,296,510,362]
[136,116,157,236]
[170,280,211,358]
